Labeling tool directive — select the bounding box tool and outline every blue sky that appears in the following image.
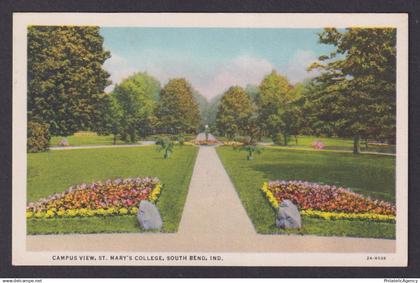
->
[100,27,334,99]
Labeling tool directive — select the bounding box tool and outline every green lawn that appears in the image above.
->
[50,135,126,146]
[290,135,395,154]
[216,146,396,239]
[27,145,198,234]
[215,135,395,154]
[50,133,197,147]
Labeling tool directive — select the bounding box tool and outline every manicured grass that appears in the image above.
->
[27,145,198,234]
[215,135,395,154]
[216,146,396,239]
[27,215,144,234]
[278,136,395,153]
[291,135,395,154]
[258,216,395,239]
[291,135,354,147]
[50,133,198,146]
[50,135,126,146]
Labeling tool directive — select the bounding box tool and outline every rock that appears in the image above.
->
[137,200,163,230]
[276,199,302,229]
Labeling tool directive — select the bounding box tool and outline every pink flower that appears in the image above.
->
[312,140,325,150]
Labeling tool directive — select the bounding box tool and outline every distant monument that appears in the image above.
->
[205,124,209,142]
[195,126,218,145]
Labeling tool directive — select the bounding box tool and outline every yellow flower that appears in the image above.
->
[300,209,395,222]
[26,211,33,218]
[79,208,88,216]
[118,208,128,215]
[106,208,116,215]
[86,209,96,216]
[34,211,45,218]
[260,183,279,209]
[130,207,139,215]
[44,210,55,218]
[65,209,78,217]
[97,208,106,216]
[149,183,162,203]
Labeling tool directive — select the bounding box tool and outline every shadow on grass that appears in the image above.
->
[248,153,395,202]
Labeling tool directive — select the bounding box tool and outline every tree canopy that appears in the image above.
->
[216,86,254,139]
[156,78,200,134]
[27,26,396,154]
[256,70,295,144]
[307,28,396,153]
[28,26,111,136]
[112,72,161,142]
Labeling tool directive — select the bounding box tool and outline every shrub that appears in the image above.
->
[272,133,284,145]
[156,138,174,159]
[74,131,98,137]
[233,136,249,144]
[235,144,262,160]
[175,134,185,145]
[27,121,50,153]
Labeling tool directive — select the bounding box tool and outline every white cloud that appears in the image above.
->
[196,55,274,99]
[103,52,274,100]
[285,49,319,83]
[103,51,319,99]
[103,53,137,92]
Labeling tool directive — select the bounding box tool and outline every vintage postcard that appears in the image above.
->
[13,13,408,266]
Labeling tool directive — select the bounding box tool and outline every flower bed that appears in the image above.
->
[223,141,244,147]
[26,177,162,219]
[311,140,325,150]
[193,140,219,146]
[260,180,396,223]
[58,138,69,147]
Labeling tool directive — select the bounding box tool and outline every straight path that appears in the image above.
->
[175,146,257,250]
[49,141,155,150]
[260,143,396,156]
[27,146,395,253]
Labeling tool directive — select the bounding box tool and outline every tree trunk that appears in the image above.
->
[129,129,136,144]
[365,138,369,149]
[113,134,117,145]
[248,150,253,160]
[353,135,361,154]
[295,135,298,145]
[284,133,288,146]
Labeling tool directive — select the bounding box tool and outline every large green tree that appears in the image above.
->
[256,70,295,145]
[112,72,161,142]
[156,78,200,134]
[308,28,396,153]
[28,26,111,136]
[93,93,123,144]
[216,86,254,139]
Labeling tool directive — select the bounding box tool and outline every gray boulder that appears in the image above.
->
[276,199,302,229]
[137,200,163,230]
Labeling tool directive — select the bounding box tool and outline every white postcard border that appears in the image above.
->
[12,13,408,266]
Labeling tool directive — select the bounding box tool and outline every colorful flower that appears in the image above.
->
[26,177,163,219]
[260,180,396,223]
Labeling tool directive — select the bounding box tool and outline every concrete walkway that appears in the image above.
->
[259,143,396,156]
[27,146,395,253]
[50,141,156,150]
